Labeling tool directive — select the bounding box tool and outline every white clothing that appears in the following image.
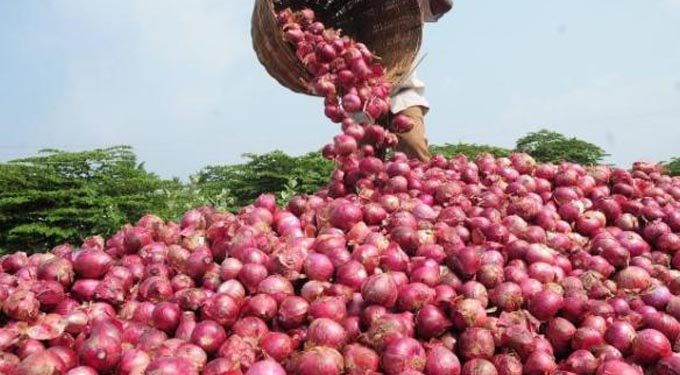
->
[390,0,452,114]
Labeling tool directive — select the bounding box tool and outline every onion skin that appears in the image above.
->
[190,320,227,354]
[631,328,672,365]
[362,273,398,308]
[382,338,427,375]
[656,354,680,375]
[289,346,344,375]
[344,344,380,374]
[461,358,498,375]
[247,360,287,375]
[424,345,460,375]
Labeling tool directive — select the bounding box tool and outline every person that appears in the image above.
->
[389,0,453,162]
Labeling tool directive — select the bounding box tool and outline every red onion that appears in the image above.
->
[247,360,287,375]
[278,296,310,328]
[632,328,672,365]
[415,304,452,338]
[523,351,557,375]
[564,350,599,374]
[595,360,643,375]
[459,327,495,360]
[461,359,498,375]
[200,293,240,327]
[190,320,227,354]
[304,253,334,281]
[2,290,39,322]
[202,358,239,375]
[78,334,121,372]
[362,273,398,308]
[73,249,112,279]
[344,344,380,374]
[493,354,522,375]
[656,355,680,375]
[528,289,564,321]
[15,351,66,375]
[604,320,636,354]
[260,332,293,362]
[306,318,347,348]
[382,337,426,375]
[232,316,268,341]
[66,366,99,375]
[145,357,198,375]
[289,346,344,375]
[243,293,278,321]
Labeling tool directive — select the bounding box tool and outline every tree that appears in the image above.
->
[515,129,608,165]
[191,150,334,210]
[665,157,680,177]
[0,146,180,254]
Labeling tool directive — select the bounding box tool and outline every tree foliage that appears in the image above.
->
[190,151,334,211]
[0,146,180,254]
[515,129,608,166]
[665,157,680,177]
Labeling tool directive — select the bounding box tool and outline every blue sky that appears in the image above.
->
[1,1,679,178]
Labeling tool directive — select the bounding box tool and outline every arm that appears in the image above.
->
[421,0,454,23]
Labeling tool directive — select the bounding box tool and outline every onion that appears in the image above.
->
[415,304,452,338]
[528,289,563,321]
[564,350,599,375]
[78,334,121,372]
[66,367,99,375]
[344,344,380,374]
[631,328,672,365]
[202,358,239,375]
[523,351,557,375]
[73,249,112,279]
[2,290,40,322]
[493,354,522,375]
[604,320,636,354]
[595,360,643,375]
[459,327,495,360]
[424,345,460,375]
[362,273,398,308]
[461,359,498,375]
[117,349,151,375]
[15,351,67,375]
[232,316,268,341]
[247,360,287,375]
[260,332,293,362]
[304,253,334,281]
[243,294,278,321]
[190,320,227,354]
[382,337,426,375]
[200,293,240,327]
[278,296,310,329]
[656,355,680,375]
[289,346,344,375]
[307,318,347,348]
[145,357,198,375]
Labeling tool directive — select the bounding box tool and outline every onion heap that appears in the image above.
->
[0,7,680,375]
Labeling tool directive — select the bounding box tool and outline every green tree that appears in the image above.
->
[0,146,181,254]
[191,150,334,210]
[665,157,680,177]
[515,129,608,165]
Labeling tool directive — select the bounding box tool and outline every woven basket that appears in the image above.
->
[252,0,423,96]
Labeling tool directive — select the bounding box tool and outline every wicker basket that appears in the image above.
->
[252,0,423,96]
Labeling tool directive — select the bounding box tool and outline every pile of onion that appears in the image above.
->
[0,8,679,375]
